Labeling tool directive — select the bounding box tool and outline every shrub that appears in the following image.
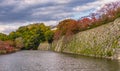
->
[15,37,24,49]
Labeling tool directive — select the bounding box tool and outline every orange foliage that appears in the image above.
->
[54,30,62,40]
[54,1,120,40]
[54,19,78,40]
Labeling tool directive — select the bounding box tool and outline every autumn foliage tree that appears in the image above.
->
[54,19,79,40]
[97,1,120,24]
[54,1,120,40]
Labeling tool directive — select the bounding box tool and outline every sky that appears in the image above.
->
[0,0,119,34]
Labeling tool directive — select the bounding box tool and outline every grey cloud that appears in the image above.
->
[0,0,98,34]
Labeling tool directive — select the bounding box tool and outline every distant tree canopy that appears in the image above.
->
[10,23,54,50]
[0,33,8,41]
[45,30,54,43]
[0,23,54,50]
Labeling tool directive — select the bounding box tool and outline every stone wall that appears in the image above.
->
[113,48,120,59]
[52,18,120,58]
[38,42,50,50]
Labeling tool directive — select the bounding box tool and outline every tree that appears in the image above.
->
[8,23,54,50]
[8,32,20,40]
[24,35,41,50]
[45,30,54,43]
[0,33,8,41]
[54,19,78,40]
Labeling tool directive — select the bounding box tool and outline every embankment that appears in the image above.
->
[52,18,120,59]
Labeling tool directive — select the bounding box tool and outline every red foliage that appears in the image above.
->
[98,1,120,21]
[54,30,62,40]
[54,19,78,40]
[0,40,15,53]
[77,18,92,30]
[54,1,120,40]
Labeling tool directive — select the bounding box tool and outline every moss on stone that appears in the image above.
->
[52,18,120,58]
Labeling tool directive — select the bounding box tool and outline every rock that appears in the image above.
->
[38,42,50,50]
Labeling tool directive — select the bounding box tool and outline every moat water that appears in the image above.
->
[0,51,120,71]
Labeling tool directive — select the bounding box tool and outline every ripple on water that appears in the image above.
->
[0,50,120,71]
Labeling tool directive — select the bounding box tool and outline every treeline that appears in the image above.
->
[54,1,120,40]
[0,23,54,51]
[0,1,120,52]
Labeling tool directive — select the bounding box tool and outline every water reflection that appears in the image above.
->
[0,51,120,71]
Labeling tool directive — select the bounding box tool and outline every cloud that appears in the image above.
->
[73,0,119,12]
[0,22,30,34]
[0,20,58,34]
[0,25,18,34]
[0,0,72,12]
[0,0,119,34]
